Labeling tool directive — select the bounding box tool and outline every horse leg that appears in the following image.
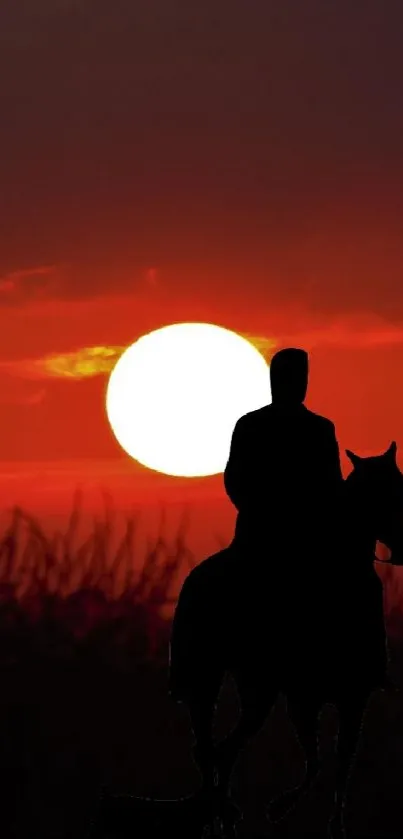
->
[188,686,220,800]
[328,690,369,838]
[214,675,278,802]
[186,686,243,839]
[268,692,322,824]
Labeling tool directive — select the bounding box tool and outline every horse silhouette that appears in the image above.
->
[169,441,403,837]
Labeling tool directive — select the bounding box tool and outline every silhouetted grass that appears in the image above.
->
[0,490,196,671]
[0,492,402,668]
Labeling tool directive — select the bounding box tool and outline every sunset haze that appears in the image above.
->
[1,1,403,559]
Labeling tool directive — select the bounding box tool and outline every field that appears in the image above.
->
[1,496,403,837]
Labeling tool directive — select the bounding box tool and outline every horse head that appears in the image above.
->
[345,441,403,564]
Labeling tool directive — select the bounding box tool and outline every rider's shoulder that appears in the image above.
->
[237,405,271,428]
[237,405,336,433]
[304,407,335,432]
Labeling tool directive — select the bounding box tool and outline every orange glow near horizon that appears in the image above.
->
[0,284,403,559]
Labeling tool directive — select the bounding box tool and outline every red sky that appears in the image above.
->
[1,1,403,562]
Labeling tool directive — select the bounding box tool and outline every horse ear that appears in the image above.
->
[346,449,362,467]
[386,441,397,460]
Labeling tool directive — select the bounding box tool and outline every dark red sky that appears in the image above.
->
[1,1,403,558]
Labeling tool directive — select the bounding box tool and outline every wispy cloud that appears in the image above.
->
[1,265,58,282]
[32,345,126,379]
[0,334,276,383]
[0,264,62,304]
[0,346,126,381]
[0,261,163,307]
[0,373,47,405]
[237,317,403,358]
[278,314,403,349]
[4,338,275,382]
[241,334,277,360]
[1,315,403,387]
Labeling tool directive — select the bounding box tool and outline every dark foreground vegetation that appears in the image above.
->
[0,495,403,837]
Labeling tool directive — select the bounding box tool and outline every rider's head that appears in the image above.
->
[269,348,308,405]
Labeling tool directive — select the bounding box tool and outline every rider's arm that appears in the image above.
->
[224,417,247,511]
[327,422,344,484]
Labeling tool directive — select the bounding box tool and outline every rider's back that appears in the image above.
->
[225,401,343,553]
[223,348,344,658]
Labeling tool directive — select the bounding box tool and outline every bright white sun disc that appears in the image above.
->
[106,322,271,477]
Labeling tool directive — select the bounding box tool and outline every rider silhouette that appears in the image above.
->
[224,347,343,556]
[223,347,345,695]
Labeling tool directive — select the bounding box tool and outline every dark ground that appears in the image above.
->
[0,503,402,837]
[1,624,403,839]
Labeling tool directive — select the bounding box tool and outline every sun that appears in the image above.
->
[105,322,271,478]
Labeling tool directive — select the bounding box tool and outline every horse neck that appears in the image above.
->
[343,479,377,558]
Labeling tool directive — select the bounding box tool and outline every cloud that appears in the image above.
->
[0,261,162,307]
[277,314,403,349]
[0,264,62,305]
[242,319,403,359]
[0,345,126,381]
[241,334,277,360]
[32,345,126,379]
[0,371,47,405]
[2,337,275,382]
[1,314,403,389]
[2,265,58,282]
